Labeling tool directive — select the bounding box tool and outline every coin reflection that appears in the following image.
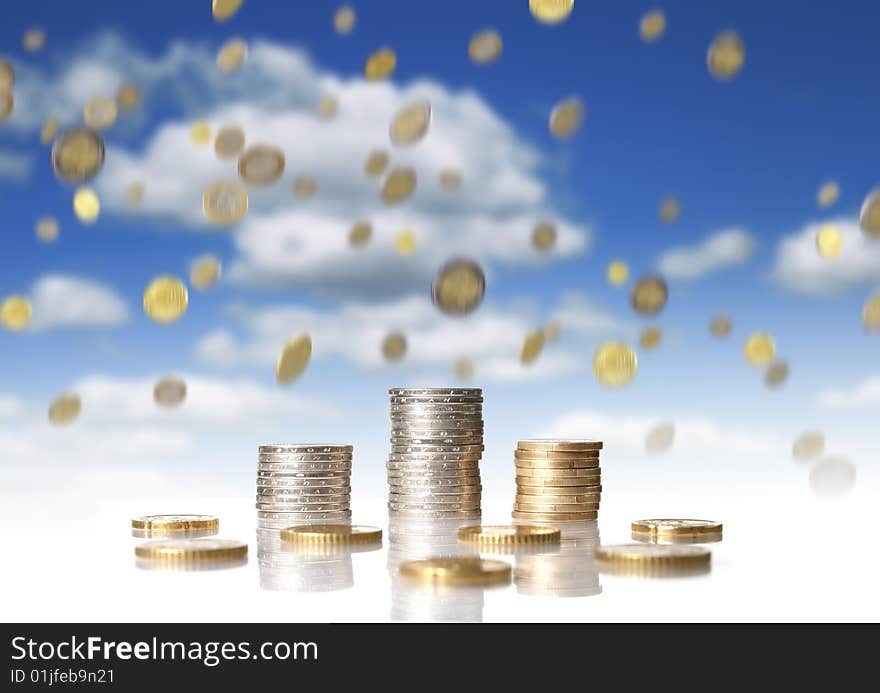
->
[135,556,247,572]
[631,531,722,545]
[512,521,602,598]
[132,527,218,539]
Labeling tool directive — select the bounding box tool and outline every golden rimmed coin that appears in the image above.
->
[214,124,245,159]
[349,220,372,248]
[792,431,825,462]
[764,360,789,388]
[116,81,141,111]
[817,180,839,208]
[276,333,312,385]
[658,195,681,224]
[518,439,602,452]
[132,515,218,532]
[520,329,545,366]
[40,117,59,145]
[645,421,675,455]
[73,187,100,224]
[394,230,417,255]
[318,95,338,120]
[862,290,880,331]
[23,27,46,53]
[390,101,431,146]
[710,314,733,338]
[365,47,397,80]
[593,341,637,388]
[83,95,117,130]
[135,538,247,562]
[860,188,880,237]
[514,500,599,513]
[549,97,584,139]
[143,276,188,324]
[432,258,486,315]
[512,510,597,521]
[515,457,599,470]
[202,179,248,225]
[639,326,662,351]
[595,543,710,567]
[281,525,381,545]
[640,9,666,42]
[529,0,575,25]
[744,332,775,367]
[453,357,475,380]
[607,260,630,286]
[364,149,389,177]
[293,174,317,199]
[544,320,561,343]
[816,224,843,259]
[532,221,557,251]
[153,375,187,408]
[48,393,81,426]
[51,128,105,183]
[469,29,503,65]
[334,5,356,35]
[35,216,59,243]
[399,557,511,586]
[0,89,13,122]
[212,0,243,21]
[380,166,416,204]
[126,181,145,206]
[631,275,668,315]
[190,255,222,291]
[0,59,13,89]
[631,519,722,537]
[382,331,407,362]
[238,144,285,186]
[217,38,247,73]
[190,120,212,145]
[439,168,463,191]
[1,295,31,331]
[707,30,745,80]
[458,525,560,546]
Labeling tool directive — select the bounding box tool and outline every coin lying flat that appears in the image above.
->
[459,525,560,546]
[607,260,630,286]
[381,167,416,204]
[260,443,352,455]
[49,393,81,426]
[276,333,312,385]
[517,474,600,487]
[202,180,248,225]
[516,484,601,496]
[512,510,597,522]
[792,431,825,462]
[860,189,880,237]
[135,538,247,562]
[73,187,100,224]
[190,255,221,291]
[631,275,668,315]
[862,291,880,331]
[593,341,637,388]
[816,224,843,259]
[532,221,557,251]
[710,314,733,338]
[143,276,188,324]
[364,149,389,177]
[744,332,775,367]
[639,326,662,351]
[83,95,117,130]
[631,520,722,538]
[515,458,599,471]
[530,0,575,25]
[390,101,431,146]
[707,31,745,81]
[334,5,356,35]
[817,180,839,208]
[349,221,372,248]
[549,97,584,139]
[658,195,681,224]
[469,29,503,65]
[257,510,352,523]
[383,332,407,362]
[639,9,666,42]
[645,422,675,455]
[399,557,510,586]
[238,145,285,186]
[51,128,105,183]
[1,296,31,332]
[132,515,219,533]
[765,360,789,388]
[40,118,59,145]
[212,0,243,21]
[116,81,141,111]
[35,216,59,243]
[596,543,710,567]
[214,124,245,159]
[432,259,486,315]
[153,375,187,408]
[520,329,545,366]
[518,439,602,452]
[365,47,397,80]
[282,525,380,545]
[217,38,247,73]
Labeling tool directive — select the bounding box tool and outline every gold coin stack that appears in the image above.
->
[515,521,602,598]
[513,439,603,522]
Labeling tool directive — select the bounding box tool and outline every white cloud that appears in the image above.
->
[27,275,129,332]
[773,218,880,295]
[816,376,880,410]
[0,395,24,420]
[0,149,33,181]
[657,228,756,280]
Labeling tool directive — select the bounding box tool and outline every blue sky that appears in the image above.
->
[0,0,878,496]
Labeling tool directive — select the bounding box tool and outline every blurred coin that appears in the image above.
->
[544,320,561,342]
[394,230,417,255]
[792,431,825,462]
[515,493,599,505]
[73,187,100,224]
[143,276,188,324]
[817,180,839,208]
[512,510,597,522]
[595,543,710,568]
[744,332,775,367]
[35,216,59,243]
[257,477,350,488]
[127,182,145,207]
[631,275,668,315]
[710,314,733,338]
[439,168,463,191]
[516,483,601,494]
[631,519,722,538]
[364,149,389,177]
[707,30,745,80]
[153,375,187,408]
[459,525,559,546]
[517,475,600,487]
[276,333,312,385]
[212,0,243,21]
[0,60,13,89]
[764,360,789,388]
[862,290,880,331]
[390,509,482,520]
[453,357,475,380]
[348,220,372,248]
[390,101,431,146]
[202,180,248,225]
[381,167,417,204]
[432,258,485,315]
[639,9,666,42]
[260,444,352,454]
[40,117,59,144]
[318,95,337,120]
[518,439,602,452]
[529,0,574,25]
[51,128,105,183]
[816,224,843,259]
[258,509,351,522]
[593,341,637,388]
[469,29,503,65]
[515,458,599,471]
[334,5,356,35]
[49,393,81,426]
[1,295,31,331]
[135,538,247,562]
[190,255,221,291]
[238,144,284,186]
[383,332,407,362]
[645,421,675,455]
[132,514,219,534]
[280,525,380,547]
[809,456,856,497]
[514,501,599,513]
[116,81,141,111]
[639,326,662,351]
[658,195,681,224]
[607,260,629,286]
[860,188,880,237]
[23,27,46,53]
[520,329,545,366]
[214,124,245,159]
[399,557,509,586]
[549,97,584,139]
[84,95,117,130]
[0,89,12,122]
[292,174,317,199]
[217,38,247,73]
[365,47,397,80]
[532,221,557,251]
[190,121,212,145]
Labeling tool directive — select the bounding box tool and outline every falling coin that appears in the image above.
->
[809,456,856,497]
[792,431,825,462]
[364,149,389,177]
[640,9,666,42]
[532,221,557,251]
[116,81,141,111]
[22,27,46,53]
[469,29,503,65]
[318,95,338,120]
[607,260,630,286]
[238,144,285,186]
[202,180,248,225]
[49,393,81,426]
[645,422,675,455]
[544,320,561,342]
[816,224,843,259]
[217,38,247,73]
[276,333,312,385]
[212,0,243,21]
[707,30,745,80]
[35,216,59,243]
[51,128,105,183]
[293,174,317,199]
[365,47,397,81]
[0,89,12,122]
[334,5,356,35]
[382,332,407,362]
[381,166,416,204]
[432,259,486,315]
[0,296,31,332]
[0,60,13,89]
[190,255,222,291]
[520,329,545,366]
[214,124,245,159]
[126,182,145,206]
[394,230,417,256]
[639,326,662,351]
[658,195,681,224]
[390,101,431,146]
[549,97,584,139]
[709,314,733,338]
[143,276,188,324]
[764,360,789,388]
[744,332,775,367]
[153,376,187,408]
[817,180,839,208]
[593,341,637,388]
[529,0,575,25]
[348,220,372,248]
[73,187,100,224]
[862,290,880,331]
[83,95,118,130]
[453,357,475,380]
[190,121,212,145]
[40,117,59,145]
[631,275,668,316]
[860,189,880,237]
[439,168,463,191]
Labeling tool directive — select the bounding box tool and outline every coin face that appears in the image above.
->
[365,47,397,80]
[217,38,247,73]
[334,5,357,35]
[116,81,141,111]
[593,341,637,388]
[35,216,59,243]
[153,376,187,408]
[710,314,733,338]
[862,290,880,331]
[364,149,389,177]
[639,326,662,351]
[453,357,475,380]
[212,0,243,21]
[439,168,463,191]
[645,422,675,455]
[238,145,285,185]
[83,95,118,130]
[1,295,31,331]
[23,27,46,53]
[381,167,416,204]
[190,255,221,291]
[126,182,145,206]
[318,95,338,120]
[744,332,775,367]
[49,393,81,426]
[469,29,503,65]
[143,276,188,324]
[816,224,843,259]
[639,9,666,42]
[390,101,431,146]
[293,174,317,199]
[73,187,100,224]
[658,195,681,223]
[544,320,561,343]
[202,180,248,225]
[631,275,668,315]
[549,97,584,139]
[382,332,407,362]
[214,124,245,159]
[40,117,59,145]
[520,329,545,366]
[0,89,13,122]
[348,220,372,248]
[190,121,212,145]
[276,333,312,385]
[394,230,417,255]
[860,189,880,237]
[0,60,13,90]
[809,456,856,497]
[530,0,575,25]
[51,128,105,183]
[817,180,839,208]
[532,221,557,251]
[792,431,825,462]
[606,260,629,286]
[764,360,789,388]
[707,31,746,80]
[432,259,486,315]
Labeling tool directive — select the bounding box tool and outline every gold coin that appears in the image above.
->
[40,117,59,145]
[116,81,141,111]
[348,220,372,248]
[217,38,247,73]
[744,332,775,367]
[709,314,733,338]
[35,216,59,243]
[0,59,13,89]
[520,329,545,366]
[399,557,511,586]
[764,360,789,388]
[51,127,105,182]
[390,101,431,146]
[645,421,675,455]
[862,290,880,331]
[432,258,486,315]
[364,149,389,177]
[238,144,285,186]
[212,0,243,21]
[1,295,31,331]
[439,168,463,191]
[135,538,247,563]
[382,331,407,362]
[281,524,382,545]
[458,525,560,546]
[639,9,666,42]
[0,88,13,123]
[792,431,825,462]
[512,510,597,522]
[630,275,668,315]
[515,457,599,470]
[816,224,843,259]
[516,468,601,481]
[83,95,117,130]
[544,319,561,342]
[532,221,557,251]
[394,230,417,256]
[518,439,603,452]
[190,255,222,291]
[73,187,100,224]
[318,95,338,120]
[453,357,475,380]
[707,30,745,80]
[860,188,880,237]
[276,333,312,385]
[214,124,245,159]
[817,180,839,208]
[126,181,145,206]
[514,501,599,513]
[202,179,248,225]
[381,166,417,204]
[190,121,212,145]
[631,519,722,537]
[469,29,503,65]
[49,393,81,426]
[529,0,575,25]
[607,260,630,286]
[549,97,584,139]
[153,376,188,408]
[293,174,317,199]
[365,47,397,81]
[516,483,601,495]
[334,5,357,35]
[658,195,681,224]
[595,543,710,568]
[132,515,219,533]
[143,276,188,324]
[515,449,600,461]
[639,326,662,351]
[593,341,637,388]
[23,27,46,53]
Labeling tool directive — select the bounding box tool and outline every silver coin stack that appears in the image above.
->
[257,444,352,526]
[387,388,484,519]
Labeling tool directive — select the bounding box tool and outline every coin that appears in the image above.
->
[765,360,789,388]
[639,9,666,42]
[83,95,117,130]
[153,375,187,408]
[809,456,856,497]
[644,421,675,455]
[862,290,880,331]
[73,187,100,224]
[816,224,843,259]
[281,526,380,547]
[48,393,81,426]
[469,29,502,65]
[391,387,482,397]
[334,5,357,35]
[35,216,59,243]
[515,501,599,513]
[549,97,584,139]
[257,477,350,489]
[516,484,601,495]
[391,411,483,423]
[217,38,247,73]
[261,443,351,455]
[257,501,350,513]
[0,60,13,89]
[515,493,599,505]
[257,510,351,522]
[530,0,575,25]
[23,27,46,53]
[116,81,141,111]
[126,182,144,205]
[744,332,775,367]
[631,275,668,315]
[0,88,12,122]
[390,101,431,146]
[400,557,508,585]
[639,326,662,351]
[293,174,317,199]
[544,320,561,343]
[381,167,416,204]
[135,538,247,562]
[607,260,629,286]
[1,296,31,332]
[40,117,59,144]
[390,509,482,520]
[214,124,245,159]
[318,95,337,120]
[516,467,601,480]
[365,47,397,80]
[392,435,483,447]
[391,401,482,414]
[391,487,482,499]
[348,220,372,248]
[382,332,407,362]
[276,333,312,385]
[387,470,480,482]
[143,276,188,324]
[594,543,710,567]
[389,499,481,513]
[515,458,599,470]
[792,431,825,462]
[390,396,484,405]
[257,470,351,480]
[394,230,417,255]
[390,441,483,452]
[258,492,351,503]
[132,515,219,533]
[459,525,559,546]
[212,0,243,21]
[707,30,745,80]
[593,341,637,388]
[238,145,285,186]
[520,329,545,366]
[364,149,389,177]
[631,519,722,537]
[817,180,839,208]
[518,439,603,452]
[190,121,211,145]
[859,189,880,237]
[431,258,486,315]
[51,128,105,183]
[710,314,733,338]
[532,221,557,251]
[202,180,248,225]
[190,255,222,291]
[658,195,681,224]
[512,510,597,522]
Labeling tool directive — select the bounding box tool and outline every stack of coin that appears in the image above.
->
[513,439,603,522]
[514,521,602,598]
[631,519,723,545]
[257,444,352,524]
[387,388,484,519]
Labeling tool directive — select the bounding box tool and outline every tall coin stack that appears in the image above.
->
[257,444,352,528]
[513,440,603,523]
[387,388,484,519]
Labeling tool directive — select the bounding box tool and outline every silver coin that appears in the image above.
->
[389,483,482,494]
[258,453,352,462]
[256,502,351,512]
[388,509,482,520]
[256,490,351,501]
[388,499,481,511]
[391,419,484,430]
[388,476,482,488]
[258,461,352,473]
[388,469,482,480]
[389,388,482,396]
[257,477,351,488]
[389,491,481,503]
[390,409,484,419]
[259,444,353,454]
[387,459,480,470]
[257,470,350,479]
[390,404,483,414]
[391,436,483,446]
[389,397,483,406]
[390,444,484,454]
[257,509,352,521]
